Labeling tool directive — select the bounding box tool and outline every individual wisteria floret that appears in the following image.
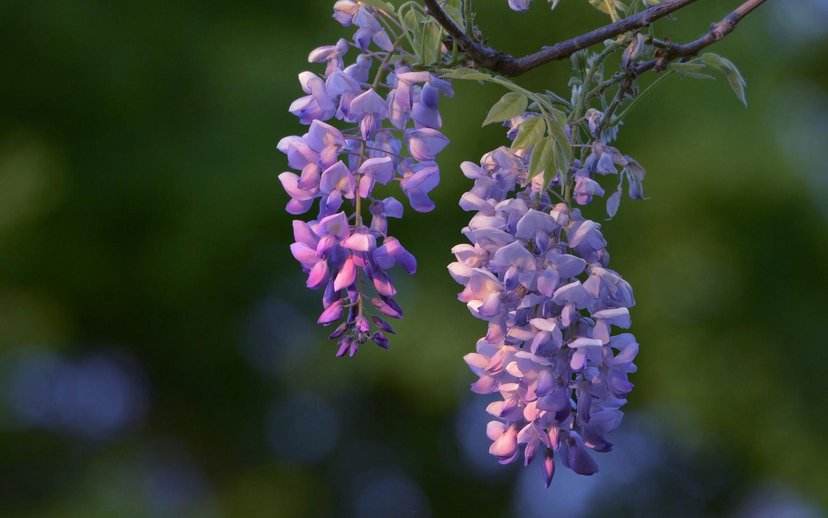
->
[450,123,639,486]
[279,1,452,357]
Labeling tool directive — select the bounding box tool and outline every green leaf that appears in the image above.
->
[670,61,715,80]
[543,110,572,161]
[421,21,443,66]
[588,0,626,19]
[401,8,424,61]
[511,116,545,150]
[700,52,748,107]
[439,67,492,81]
[443,0,463,22]
[482,92,529,127]
[529,136,555,180]
[360,0,396,12]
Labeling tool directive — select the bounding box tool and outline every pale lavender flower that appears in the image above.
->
[279,1,452,356]
[451,129,639,486]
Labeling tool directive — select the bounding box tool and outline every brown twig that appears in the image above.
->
[423,0,765,77]
[630,0,766,76]
[651,0,766,58]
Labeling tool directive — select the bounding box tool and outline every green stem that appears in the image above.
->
[463,0,473,37]
[571,44,618,123]
[612,70,674,123]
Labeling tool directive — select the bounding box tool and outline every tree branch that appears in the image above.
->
[423,0,699,76]
[423,0,765,77]
[631,0,766,76]
[651,0,766,58]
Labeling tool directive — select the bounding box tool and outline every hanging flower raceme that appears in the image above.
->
[279,1,452,357]
[450,123,639,485]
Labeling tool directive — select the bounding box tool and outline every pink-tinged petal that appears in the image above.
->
[308,44,336,64]
[298,70,321,95]
[543,450,556,488]
[568,219,607,250]
[286,198,313,215]
[372,272,396,297]
[407,128,449,161]
[289,243,318,267]
[333,256,357,291]
[316,212,350,239]
[570,350,587,371]
[470,375,497,394]
[460,161,484,179]
[342,232,376,252]
[517,422,536,445]
[350,88,387,117]
[593,320,611,345]
[516,209,558,240]
[298,71,334,112]
[561,303,577,328]
[486,420,506,441]
[317,299,343,325]
[358,175,375,198]
[486,400,505,417]
[332,0,358,25]
[464,352,489,371]
[306,260,329,289]
[326,70,360,97]
[319,161,353,194]
[292,220,318,248]
[536,269,559,297]
[278,172,315,201]
[298,163,321,191]
[552,281,590,308]
[569,337,603,349]
[459,192,493,214]
[530,318,557,332]
[277,136,317,169]
[307,38,347,64]
[489,425,518,459]
[396,71,431,84]
[370,296,403,319]
[491,241,535,270]
[358,156,394,184]
[593,307,631,327]
[447,261,473,284]
[324,190,344,213]
[306,120,344,152]
[316,235,337,256]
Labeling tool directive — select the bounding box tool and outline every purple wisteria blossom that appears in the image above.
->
[279,1,452,357]
[450,129,639,485]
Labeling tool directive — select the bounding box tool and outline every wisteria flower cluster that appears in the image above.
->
[278,0,760,488]
[450,122,639,485]
[278,1,452,357]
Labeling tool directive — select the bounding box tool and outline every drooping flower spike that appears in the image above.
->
[451,115,642,485]
[279,1,452,357]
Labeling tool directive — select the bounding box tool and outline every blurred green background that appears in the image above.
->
[1,1,826,516]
